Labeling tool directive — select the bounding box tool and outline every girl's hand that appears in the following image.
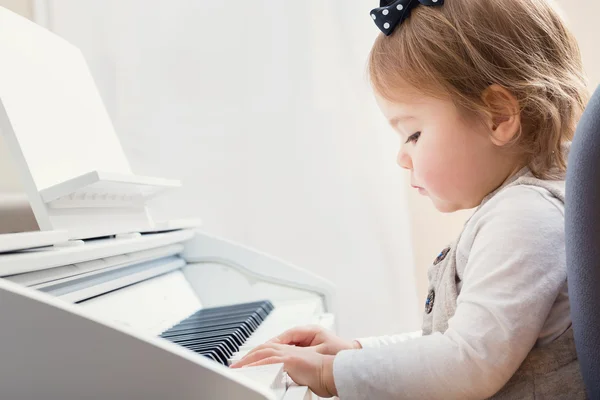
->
[266,324,361,355]
[230,343,338,398]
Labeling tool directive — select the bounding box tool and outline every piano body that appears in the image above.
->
[0,7,335,400]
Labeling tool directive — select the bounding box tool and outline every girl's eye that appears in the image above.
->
[405,131,421,144]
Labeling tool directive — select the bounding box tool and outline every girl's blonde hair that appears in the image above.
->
[368,0,589,179]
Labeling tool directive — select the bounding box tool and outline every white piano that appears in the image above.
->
[0,7,336,400]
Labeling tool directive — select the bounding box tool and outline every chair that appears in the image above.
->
[565,84,600,399]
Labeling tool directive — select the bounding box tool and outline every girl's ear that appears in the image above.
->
[481,84,521,146]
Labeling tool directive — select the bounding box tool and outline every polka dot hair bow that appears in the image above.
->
[370,0,444,36]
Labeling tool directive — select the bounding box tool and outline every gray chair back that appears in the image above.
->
[565,85,600,399]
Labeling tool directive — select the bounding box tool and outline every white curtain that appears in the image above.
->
[41,0,420,338]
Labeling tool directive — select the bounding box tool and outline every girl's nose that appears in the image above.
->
[397,147,413,170]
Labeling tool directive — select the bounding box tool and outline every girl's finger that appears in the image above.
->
[267,325,320,347]
[230,347,280,368]
[241,356,285,368]
[236,342,281,362]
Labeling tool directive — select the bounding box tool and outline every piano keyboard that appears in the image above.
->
[159,299,332,368]
[160,300,275,365]
[78,270,332,397]
[157,298,331,399]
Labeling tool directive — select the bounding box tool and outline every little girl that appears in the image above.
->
[231,0,589,398]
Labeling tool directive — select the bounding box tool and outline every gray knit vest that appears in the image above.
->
[421,169,587,399]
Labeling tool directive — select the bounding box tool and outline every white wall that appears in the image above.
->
[0,0,30,18]
[555,0,600,88]
[38,0,421,338]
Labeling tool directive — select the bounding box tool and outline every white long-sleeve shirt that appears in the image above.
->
[333,183,571,399]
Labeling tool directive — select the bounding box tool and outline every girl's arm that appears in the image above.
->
[355,330,422,348]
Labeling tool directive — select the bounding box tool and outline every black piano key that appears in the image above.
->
[192,307,270,322]
[160,321,252,339]
[202,352,219,362]
[198,349,228,365]
[190,303,272,321]
[173,308,267,324]
[167,328,245,343]
[187,341,232,355]
[181,309,268,325]
[173,331,244,348]
[161,301,272,336]
[180,337,238,355]
[164,316,259,336]
[169,329,245,348]
[161,323,251,340]
[168,313,262,331]
[181,300,272,319]
[189,343,231,364]
[193,300,273,315]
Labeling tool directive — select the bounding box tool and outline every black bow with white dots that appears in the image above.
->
[370,0,444,36]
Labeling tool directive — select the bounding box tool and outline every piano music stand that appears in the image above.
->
[0,7,185,240]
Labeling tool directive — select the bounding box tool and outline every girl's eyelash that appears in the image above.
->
[405,131,421,144]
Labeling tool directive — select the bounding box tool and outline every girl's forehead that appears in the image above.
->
[375,89,439,116]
